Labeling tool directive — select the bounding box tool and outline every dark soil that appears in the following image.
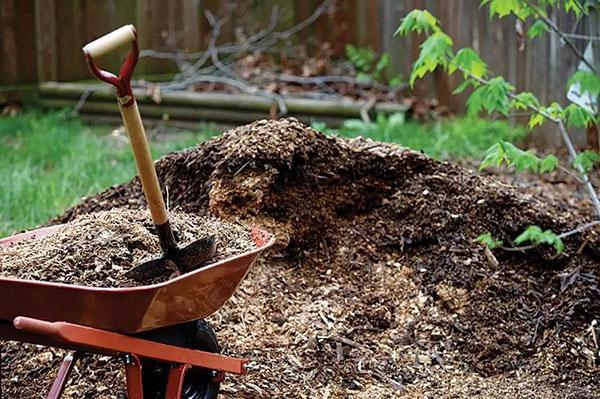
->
[2,118,599,398]
[0,208,256,288]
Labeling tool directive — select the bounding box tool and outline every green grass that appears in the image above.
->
[0,110,218,236]
[312,113,527,160]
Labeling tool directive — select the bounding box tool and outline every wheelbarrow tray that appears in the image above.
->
[0,225,273,334]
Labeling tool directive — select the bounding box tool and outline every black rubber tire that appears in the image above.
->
[137,320,221,399]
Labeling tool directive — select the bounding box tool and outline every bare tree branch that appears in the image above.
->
[563,32,600,41]
[526,1,597,74]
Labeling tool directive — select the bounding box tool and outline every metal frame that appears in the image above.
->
[5,316,245,399]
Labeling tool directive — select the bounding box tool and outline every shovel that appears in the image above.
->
[82,25,216,281]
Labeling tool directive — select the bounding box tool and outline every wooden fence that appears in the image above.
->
[0,0,591,136]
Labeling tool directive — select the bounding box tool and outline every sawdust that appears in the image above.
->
[0,208,256,287]
[2,118,599,398]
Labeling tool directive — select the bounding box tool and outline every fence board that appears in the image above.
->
[182,0,203,52]
[34,0,57,82]
[1,0,19,84]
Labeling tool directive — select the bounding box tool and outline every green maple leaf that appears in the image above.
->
[540,155,559,173]
[568,71,600,98]
[479,141,558,173]
[562,104,597,128]
[479,143,505,170]
[396,9,440,36]
[482,0,531,18]
[410,32,453,86]
[449,48,488,78]
[467,77,514,116]
[528,113,546,129]
[514,225,564,253]
[512,92,541,110]
[528,20,547,38]
[475,233,503,249]
[573,150,600,173]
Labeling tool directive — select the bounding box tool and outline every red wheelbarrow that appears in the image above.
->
[0,224,274,399]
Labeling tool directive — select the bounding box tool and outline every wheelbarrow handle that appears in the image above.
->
[83,25,169,227]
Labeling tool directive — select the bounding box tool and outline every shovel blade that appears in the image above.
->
[177,234,217,273]
[124,256,172,281]
[124,235,217,282]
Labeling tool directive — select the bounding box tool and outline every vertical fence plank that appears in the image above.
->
[382,0,412,79]
[55,0,86,81]
[182,0,202,52]
[0,0,19,84]
[34,0,58,82]
[367,0,379,51]
[136,0,175,75]
[14,0,37,84]
[332,0,356,55]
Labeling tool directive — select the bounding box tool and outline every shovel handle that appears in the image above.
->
[82,25,136,59]
[119,101,169,225]
[83,25,169,227]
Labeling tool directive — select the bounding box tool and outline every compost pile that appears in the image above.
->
[2,118,599,398]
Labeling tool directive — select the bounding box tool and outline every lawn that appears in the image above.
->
[0,110,524,236]
[313,113,526,160]
[0,111,218,236]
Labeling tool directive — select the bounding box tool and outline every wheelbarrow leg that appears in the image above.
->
[124,354,144,399]
[47,352,79,399]
[165,364,190,399]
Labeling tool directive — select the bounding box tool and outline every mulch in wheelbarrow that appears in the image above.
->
[2,118,599,398]
[0,208,256,288]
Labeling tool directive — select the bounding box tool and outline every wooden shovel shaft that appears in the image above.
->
[118,100,168,225]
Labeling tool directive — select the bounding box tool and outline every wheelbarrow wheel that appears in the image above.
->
[137,320,221,399]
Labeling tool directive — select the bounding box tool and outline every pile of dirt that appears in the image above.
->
[0,208,256,287]
[2,118,599,398]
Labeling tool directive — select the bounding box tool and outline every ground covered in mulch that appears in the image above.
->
[2,118,599,398]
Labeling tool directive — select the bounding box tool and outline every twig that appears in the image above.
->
[498,243,540,252]
[277,74,404,93]
[526,1,597,74]
[370,367,404,390]
[528,316,544,346]
[71,88,96,115]
[328,335,363,349]
[360,97,377,123]
[557,165,584,184]
[556,119,600,214]
[140,1,333,67]
[155,75,288,114]
[563,32,600,41]
[203,10,243,80]
[270,0,334,40]
[558,220,600,239]
[591,319,598,349]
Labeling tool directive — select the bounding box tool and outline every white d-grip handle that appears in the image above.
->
[82,25,136,59]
